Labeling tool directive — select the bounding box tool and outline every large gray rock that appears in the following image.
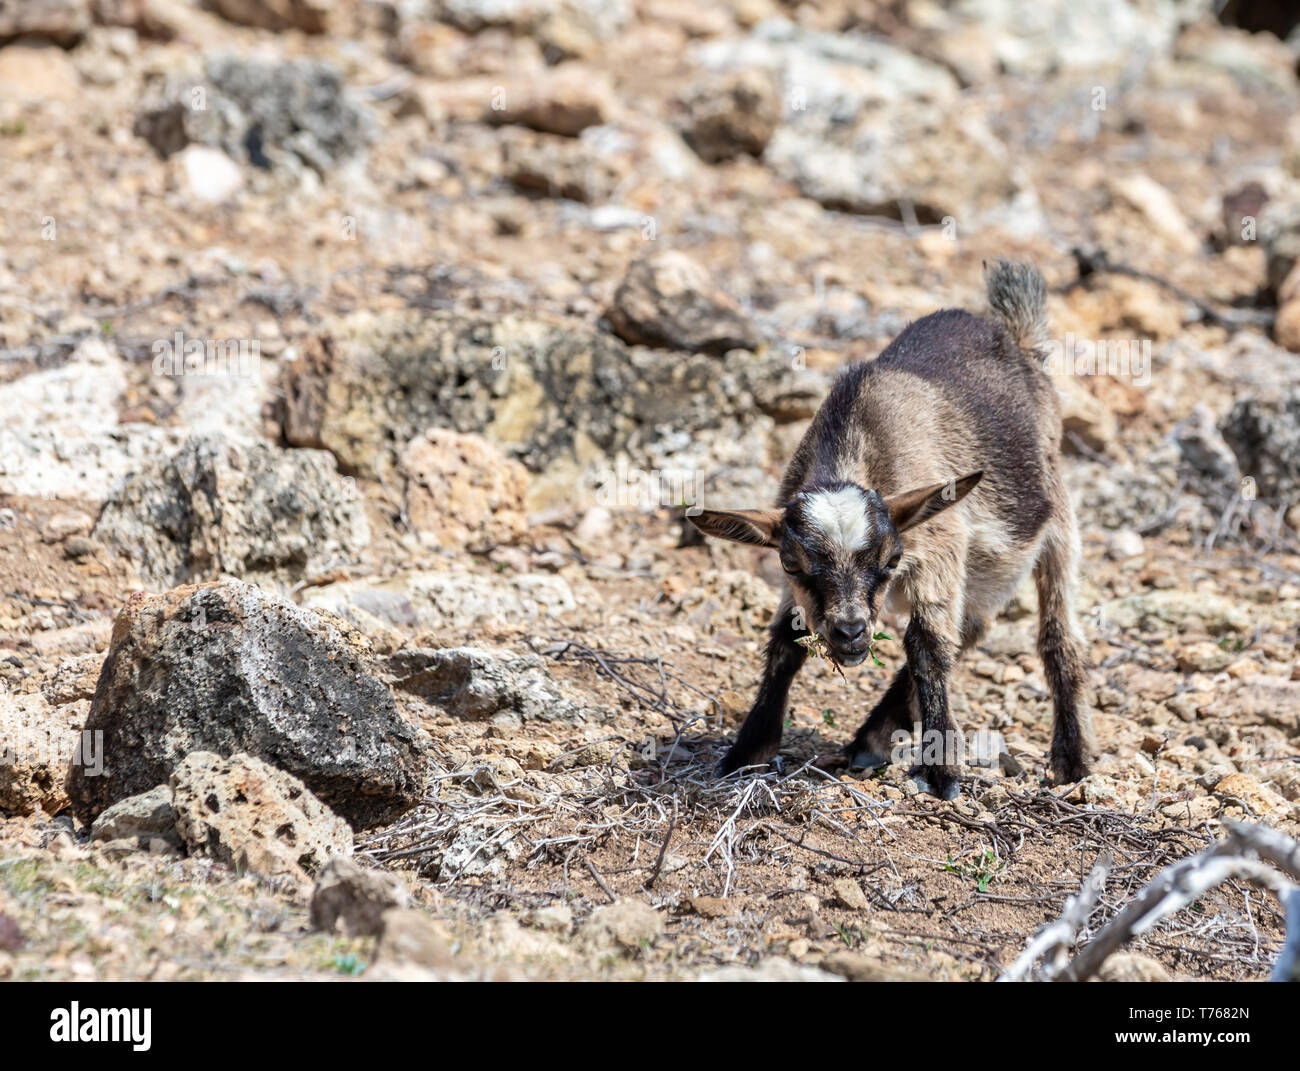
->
[93,434,368,590]
[694,21,1013,221]
[133,54,373,172]
[693,19,958,120]
[0,336,179,504]
[170,751,352,882]
[67,580,426,829]
[1173,404,1240,483]
[1220,390,1300,501]
[390,647,601,724]
[280,310,788,510]
[301,570,576,633]
[764,103,1016,222]
[936,0,1183,77]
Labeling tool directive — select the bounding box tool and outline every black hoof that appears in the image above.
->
[847,749,889,773]
[715,747,777,779]
[908,765,960,801]
[1050,748,1091,785]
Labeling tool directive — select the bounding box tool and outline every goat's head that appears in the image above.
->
[690,472,982,665]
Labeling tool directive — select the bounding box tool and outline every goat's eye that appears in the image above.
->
[887,554,902,570]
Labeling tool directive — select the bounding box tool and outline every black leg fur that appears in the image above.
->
[903,617,960,800]
[716,608,807,776]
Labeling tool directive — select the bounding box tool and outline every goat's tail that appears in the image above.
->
[985,259,1049,361]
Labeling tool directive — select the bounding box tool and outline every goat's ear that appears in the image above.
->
[689,508,783,548]
[884,471,983,533]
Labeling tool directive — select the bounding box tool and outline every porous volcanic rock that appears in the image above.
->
[67,580,426,828]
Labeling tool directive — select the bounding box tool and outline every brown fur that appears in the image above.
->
[691,261,1094,797]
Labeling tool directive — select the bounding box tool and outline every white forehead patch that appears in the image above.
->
[803,487,871,551]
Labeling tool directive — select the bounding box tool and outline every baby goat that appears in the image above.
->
[691,260,1093,799]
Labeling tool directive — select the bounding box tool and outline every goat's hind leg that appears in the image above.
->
[1034,512,1095,783]
[844,666,912,770]
[716,597,807,776]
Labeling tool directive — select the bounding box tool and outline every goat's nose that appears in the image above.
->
[831,619,866,644]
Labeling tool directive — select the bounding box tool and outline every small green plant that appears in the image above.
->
[944,849,1004,892]
[331,952,365,976]
[822,709,836,728]
[869,631,892,667]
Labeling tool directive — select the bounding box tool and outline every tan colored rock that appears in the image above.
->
[170,751,353,884]
[1101,591,1255,634]
[400,430,529,553]
[606,250,761,355]
[1214,772,1291,819]
[1051,373,1117,454]
[579,899,663,951]
[374,908,453,968]
[1275,262,1300,352]
[1097,953,1171,982]
[309,857,410,937]
[1106,174,1199,255]
[820,950,927,981]
[1276,300,1300,353]
[832,877,868,911]
[678,67,781,163]
[1175,641,1233,674]
[0,692,84,817]
[488,65,616,137]
[0,43,81,101]
[700,956,844,981]
[91,0,184,40]
[90,785,179,847]
[207,0,332,33]
[1070,275,1184,341]
[686,896,730,919]
[499,125,627,203]
[0,0,89,45]
[1224,657,1259,680]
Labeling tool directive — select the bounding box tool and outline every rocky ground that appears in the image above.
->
[2,0,1300,982]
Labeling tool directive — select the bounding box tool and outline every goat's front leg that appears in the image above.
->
[716,599,807,776]
[904,610,961,800]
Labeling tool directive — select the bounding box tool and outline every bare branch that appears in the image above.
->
[1058,823,1300,982]
[999,853,1111,982]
